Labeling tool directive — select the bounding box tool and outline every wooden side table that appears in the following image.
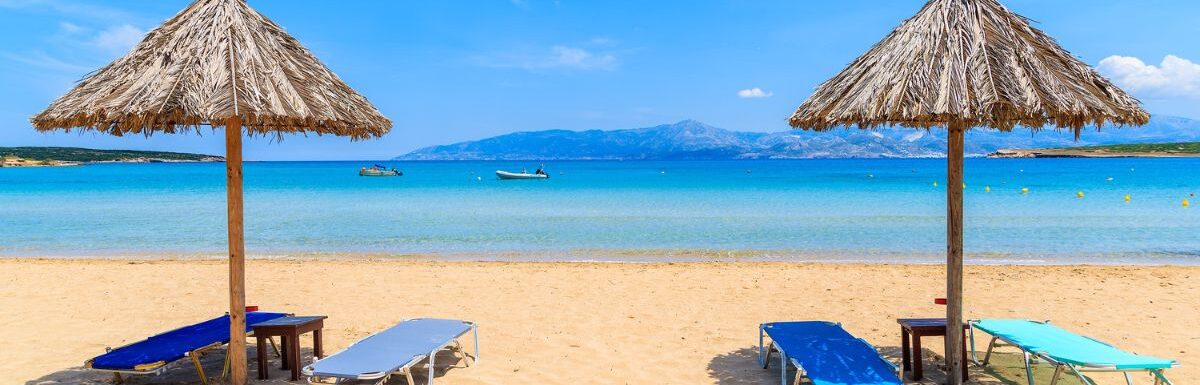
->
[251,316,327,381]
[897,318,969,382]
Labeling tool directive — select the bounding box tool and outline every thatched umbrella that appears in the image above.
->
[788,0,1146,383]
[30,0,391,383]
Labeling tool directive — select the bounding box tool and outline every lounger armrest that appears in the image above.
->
[186,341,227,356]
[757,323,766,367]
[133,361,168,371]
[358,371,390,380]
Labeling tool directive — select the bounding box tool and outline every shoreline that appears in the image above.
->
[6,256,1198,268]
[0,255,1168,265]
[9,253,1200,265]
[3,247,1199,266]
[989,148,1200,158]
[0,158,224,167]
[3,258,1195,384]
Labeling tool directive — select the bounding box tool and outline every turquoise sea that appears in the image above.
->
[0,159,1196,264]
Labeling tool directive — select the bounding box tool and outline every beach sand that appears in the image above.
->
[2,259,1194,384]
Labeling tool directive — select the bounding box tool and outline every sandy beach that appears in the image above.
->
[3,259,1194,384]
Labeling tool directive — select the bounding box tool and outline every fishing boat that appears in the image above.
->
[496,170,548,180]
[359,165,402,177]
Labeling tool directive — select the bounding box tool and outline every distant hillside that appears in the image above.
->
[397,116,1200,160]
[0,147,222,163]
[1061,142,1200,153]
[991,142,1200,158]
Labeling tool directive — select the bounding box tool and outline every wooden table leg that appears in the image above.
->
[289,331,301,381]
[256,335,268,380]
[961,329,969,382]
[280,335,290,370]
[901,328,911,373]
[912,334,924,380]
[314,329,324,358]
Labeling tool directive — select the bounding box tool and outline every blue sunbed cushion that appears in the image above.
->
[90,312,288,371]
[973,319,1176,370]
[305,318,472,379]
[764,321,901,385]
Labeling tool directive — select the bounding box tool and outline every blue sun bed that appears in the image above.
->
[86,311,287,385]
[759,321,901,385]
[303,318,478,385]
[970,319,1177,385]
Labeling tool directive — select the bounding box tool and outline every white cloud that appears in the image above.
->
[548,46,616,70]
[49,22,145,55]
[0,22,144,78]
[737,87,773,98]
[509,0,528,8]
[1,1,144,55]
[1097,55,1200,99]
[91,24,145,55]
[480,45,619,71]
[0,0,132,21]
[0,50,91,72]
[57,21,83,33]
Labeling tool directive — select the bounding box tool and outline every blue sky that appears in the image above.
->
[1,0,1198,160]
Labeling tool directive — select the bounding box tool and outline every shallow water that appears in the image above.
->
[0,158,1196,264]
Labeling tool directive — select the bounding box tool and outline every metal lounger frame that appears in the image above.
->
[968,320,1176,385]
[303,319,479,385]
[86,333,280,385]
[757,322,900,385]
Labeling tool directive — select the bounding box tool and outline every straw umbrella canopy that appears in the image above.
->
[788,0,1146,383]
[30,0,391,383]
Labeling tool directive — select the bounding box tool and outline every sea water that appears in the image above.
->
[0,159,1196,264]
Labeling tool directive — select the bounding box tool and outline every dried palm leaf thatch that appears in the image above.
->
[789,0,1147,137]
[30,0,391,140]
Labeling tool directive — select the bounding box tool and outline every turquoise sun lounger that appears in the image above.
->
[970,319,1177,385]
[759,321,901,385]
[303,318,478,385]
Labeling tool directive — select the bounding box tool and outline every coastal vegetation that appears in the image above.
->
[0,147,221,166]
[1060,142,1200,154]
[990,142,1200,158]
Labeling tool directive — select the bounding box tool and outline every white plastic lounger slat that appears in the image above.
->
[304,318,476,383]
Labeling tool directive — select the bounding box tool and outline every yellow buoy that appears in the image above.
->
[1184,199,1190,207]
[1021,187,1029,194]
[1077,191,1084,198]
[1124,194,1131,202]
[985,186,991,192]
[933,182,938,187]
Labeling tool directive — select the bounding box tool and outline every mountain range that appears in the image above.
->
[396,116,1200,160]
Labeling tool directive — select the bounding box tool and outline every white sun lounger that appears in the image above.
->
[302,318,478,385]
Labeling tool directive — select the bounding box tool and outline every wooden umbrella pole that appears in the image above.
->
[945,126,965,385]
[225,116,248,385]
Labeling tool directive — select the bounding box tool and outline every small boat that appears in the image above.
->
[496,170,548,180]
[359,167,402,177]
